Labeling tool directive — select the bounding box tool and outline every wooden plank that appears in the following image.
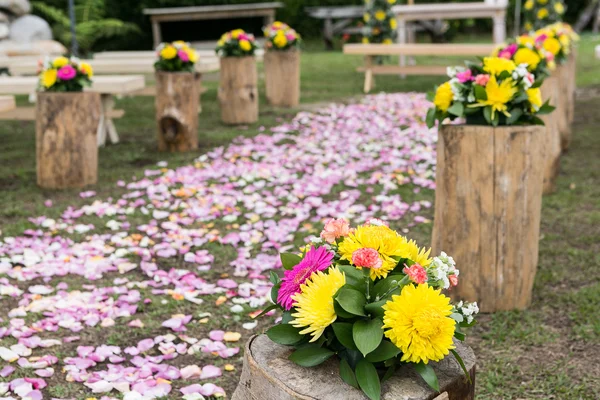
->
[305,6,363,19]
[357,65,448,75]
[0,75,145,95]
[0,106,124,121]
[0,95,15,112]
[344,43,496,56]
[392,1,506,21]
[143,2,283,15]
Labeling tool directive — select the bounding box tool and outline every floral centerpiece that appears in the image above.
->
[533,23,579,65]
[362,0,397,44]
[523,0,566,31]
[261,218,478,400]
[264,21,302,51]
[215,29,258,57]
[154,41,198,72]
[493,35,553,78]
[426,56,554,128]
[38,56,93,92]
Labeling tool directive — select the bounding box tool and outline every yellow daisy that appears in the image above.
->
[543,37,561,55]
[527,87,542,111]
[40,69,57,88]
[433,81,454,113]
[160,45,177,60]
[513,47,541,71]
[375,10,386,21]
[474,75,518,118]
[239,39,252,52]
[482,57,517,76]
[52,56,69,68]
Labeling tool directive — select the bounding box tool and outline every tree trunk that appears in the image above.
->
[431,124,545,313]
[36,92,101,189]
[218,56,258,125]
[155,72,199,152]
[232,335,475,400]
[540,76,561,194]
[264,50,301,108]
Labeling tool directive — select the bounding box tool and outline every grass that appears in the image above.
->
[1,34,600,398]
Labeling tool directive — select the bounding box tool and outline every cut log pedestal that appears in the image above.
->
[540,76,561,195]
[155,72,199,152]
[555,64,571,153]
[36,92,101,189]
[232,334,475,400]
[264,50,301,107]
[432,124,545,313]
[562,50,577,151]
[218,56,259,125]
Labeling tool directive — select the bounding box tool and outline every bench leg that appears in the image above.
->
[397,17,407,79]
[97,94,120,147]
[364,56,374,93]
[323,18,334,50]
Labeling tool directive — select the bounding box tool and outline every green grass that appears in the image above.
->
[1,35,600,398]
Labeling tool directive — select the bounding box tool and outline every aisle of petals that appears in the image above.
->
[0,93,437,399]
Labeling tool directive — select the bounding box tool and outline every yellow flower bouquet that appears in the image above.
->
[533,22,579,65]
[264,21,302,51]
[362,0,397,44]
[154,41,198,72]
[260,219,478,400]
[215,29,258,57]
[38,56,93,92]
[523,0,566,31]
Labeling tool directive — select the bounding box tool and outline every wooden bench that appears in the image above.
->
[343,43,496,93]
[143,3,283,48]
[0,75,145,146]
[0,95,15,112]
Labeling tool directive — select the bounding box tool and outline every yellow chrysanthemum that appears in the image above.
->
[40,69,57,88]
[482,56,516,76]
[290,267,346,342]
[273,32,287,48]
[543,37,561,55]
[537,8,549,19]
[382,38,393,45]
[387,0,396,4]
[554,2,564,14]
[364,13,370,22]
[375,10,386,21]
[231,29,245,39]
[186,48,198,63]
[390,18,397,29]
[239,39,252,52]
[524,0,534,10]
[527,87,542,111]
[433,81,454,113]
[362,37,370,44]
[537,0,548,5]
[514,47,541,71]
[524,22,533,31]
[160,46,177,60]
[52,56,69,68]
[475,76,518,118]
[382,284,455,364]
[338,225,431,280]
[517,35,535,47]
[79,61,93,78]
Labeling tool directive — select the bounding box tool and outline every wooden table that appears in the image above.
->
[0,95,15,112]
[0,75,145,146]
[305,6,364,50]
[143,3,283,48]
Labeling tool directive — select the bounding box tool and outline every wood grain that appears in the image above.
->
[540,76,561,194]
[264,50,300,108]
[218,56,258,125]
[554,64,571,153]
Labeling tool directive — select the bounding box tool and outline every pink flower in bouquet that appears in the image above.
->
[456,69,473,83]
[474,74,490,87]
[286,32,296,41]
[525,73,535,86]
[352,248,383,269]
[320,218,351,244]
[238,33,249,41]
[498,43,517,59]
[449,274,459,287]
[535,33,548,44]
[57,65,76,81]
[178,50,189,62]
[277,246,334,310]
[403,263,428,284]
[545,52,555,62]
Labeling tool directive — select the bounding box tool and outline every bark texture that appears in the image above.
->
[264,50,301,107]
[555,64,571,152]
[218,56,258,125]
[431,124,545,312]
[36,92,101,189]
[232,335,475,400]
[540,76,561,195]
[155,72,199,152]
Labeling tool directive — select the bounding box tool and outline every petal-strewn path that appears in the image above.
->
[0,93,437,399]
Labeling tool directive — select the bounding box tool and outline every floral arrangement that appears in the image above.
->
[215,29,258,57]
[38,56,93,92]
[493,36,552,78]
[532,22,579,65]
[261,218,478,400]
[154,41,199,72]
[523,0,566,31]
[362,0,397,44]
[264,21,302,51]
[426,56,554,128]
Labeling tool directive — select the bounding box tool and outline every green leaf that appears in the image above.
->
[254,304,279,319]
[474,84,487,101]
[339,265,364,288]
[426,108,436,128]
[282,311,293,324]
[505,108,523,125]
[538,100,556,114]
[281,253,302,270]
[355,360,381,400]
[450,349,472,384]
[447,102,464,117]
[266,324,304,345]
[364,300,386,318]
[381,364,396,383]
[332,323,358,350]
[483,106,492,124]
[339,358,359,389]
[365,340,400,363]
[270,282,281,304]
[336,287,367,317]
[334,300,356,319]
[454,330,466,340]
[269,270,281,285]
[414,362,440,392]
[288,346,335,367]
[353,319,383,357]
[425,91,435,102]
[372,274,404,299]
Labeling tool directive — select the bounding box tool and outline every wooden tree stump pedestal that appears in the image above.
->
[218,56,258,125]
[36,92,101,189]
[540,76,561,195]
[555,64,571,153]
[155,72,199,152]
[264,50,301,107]
[562,51,577,150]
[432,124,545,312]
[232,334,475,400]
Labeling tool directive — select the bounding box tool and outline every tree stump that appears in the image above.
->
[562,50,577,150]
[540,76,561,195]
[431,124,545,312]
[36,92,101,189]
[264,50,301,108]
[218,56,258,125]
[232,335,475,400]
[555,64,571,153]
[155,72,199,152]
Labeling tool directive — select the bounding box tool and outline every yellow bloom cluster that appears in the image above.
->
[158,41,198,64]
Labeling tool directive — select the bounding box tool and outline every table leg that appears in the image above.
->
[397,17,407,78]
[324,18,334,50]
[98,94,119,147]
[151,19,162,48]
[264,11,275,27]
[96,112,106,147]
[493,11,506,44]
[364,55,374,93]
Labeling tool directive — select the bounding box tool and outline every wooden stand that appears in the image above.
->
[431,124,545,312]
[36,92,101,189]
[540,76,561,195]
[264,50,301,107]
[218,56,258,125]
[155,72,199,152]
[555,64,571,153]
[232,335,475,400]
[562,50,577,150]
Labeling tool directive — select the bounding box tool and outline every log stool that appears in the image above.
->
[218,56,258,125]
[264,50,300,107]
[232,334,475,400]
[540,76,561,195]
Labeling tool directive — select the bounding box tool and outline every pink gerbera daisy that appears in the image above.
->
[277,246,334,310]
